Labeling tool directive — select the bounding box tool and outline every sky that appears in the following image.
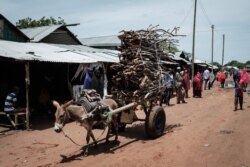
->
[1,0,250,64]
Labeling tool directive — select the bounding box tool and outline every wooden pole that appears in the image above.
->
[67,64,73,98]
[25,62,30,130]
[211,24,214,67]
[191,0,197,82]
[103,63,108,99]
[110,102,138,115]
[222,34,225,66]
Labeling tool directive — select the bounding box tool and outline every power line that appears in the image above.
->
[178,25,250,37]
[215,25,250,32]
[178,2,194,27]
[198,0,212,26]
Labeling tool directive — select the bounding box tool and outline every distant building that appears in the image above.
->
[20,24,82,45]
[169,51,191,68]
[79,35,121,50]
[245,65,250,72]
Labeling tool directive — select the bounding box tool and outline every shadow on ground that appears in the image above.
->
[58,122,182,164]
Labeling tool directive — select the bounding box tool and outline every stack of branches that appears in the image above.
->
[111,25,179,104]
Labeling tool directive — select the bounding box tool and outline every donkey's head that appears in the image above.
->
[52,100,73,133]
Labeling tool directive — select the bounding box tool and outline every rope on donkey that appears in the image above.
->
[62,126,107,147]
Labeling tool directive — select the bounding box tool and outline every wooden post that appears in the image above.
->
[67,64,73,98]
[191,0,197,82]
[222,34,225,66]
[103,63,108,98]
[110,102,138,115]
[211,24,214,67]
[25,62,30,130]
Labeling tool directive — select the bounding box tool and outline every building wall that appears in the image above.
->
[41,27,80,45]
[0,19,28,42]
[91,46,118,50]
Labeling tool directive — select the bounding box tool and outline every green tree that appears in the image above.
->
[160,42,179,53]
[16,16,66,28]
[225,60,244,69]
[245,60,250,65]
[211,61,222,67]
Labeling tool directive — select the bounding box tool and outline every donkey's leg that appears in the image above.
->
[84,130,91,156]
[105,123,111,144]
[90,131,98,147]
[87,121,97,147]
[112,115,119,142]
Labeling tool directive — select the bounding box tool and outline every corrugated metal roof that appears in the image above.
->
[161,60,179,65]
[20,25,63,42]
[0,40,96,63]
[169,53,191,65]
[194,59,206,64]
[79,35,121,47]
[53,44,120,63]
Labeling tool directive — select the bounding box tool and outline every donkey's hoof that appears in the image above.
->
[83,150,89,157]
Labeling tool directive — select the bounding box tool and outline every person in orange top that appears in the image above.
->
[193,72,202,98]
[217,71,226,88]
[182,69,190,98]
[240,68,249,91]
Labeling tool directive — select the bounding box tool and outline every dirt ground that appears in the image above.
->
[0,79,250,167]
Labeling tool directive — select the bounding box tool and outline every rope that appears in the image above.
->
[62,130,83,146]
[62,125,108,147]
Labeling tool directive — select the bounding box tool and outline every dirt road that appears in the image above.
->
[0,81,250,167]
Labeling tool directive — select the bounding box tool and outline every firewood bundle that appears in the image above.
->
[111,26,179,104]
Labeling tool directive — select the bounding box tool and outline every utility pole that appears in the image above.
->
[191,0,197,82]
[222,34,225,66]
[211,24,214,67]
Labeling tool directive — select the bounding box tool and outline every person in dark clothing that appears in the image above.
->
[234,79,244,111]
[4,86,26,114]
[160,72,174,106]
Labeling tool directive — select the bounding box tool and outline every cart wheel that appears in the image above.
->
[145,106,166,138]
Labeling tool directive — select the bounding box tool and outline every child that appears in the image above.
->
[234,79,244,111]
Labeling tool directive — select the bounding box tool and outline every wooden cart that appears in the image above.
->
[108,94,166,139]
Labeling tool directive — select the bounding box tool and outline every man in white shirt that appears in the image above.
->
[203,68,210,90]
[208,70,215,89]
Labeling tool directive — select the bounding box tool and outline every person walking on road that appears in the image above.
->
[203,68,210,90]
[193,72,202,98]
[160,72,174,106]
[208,69,215,89]
[182,69,190,98]
[217,71,226,88]
[234,79,244,111]
[175,67,186,104]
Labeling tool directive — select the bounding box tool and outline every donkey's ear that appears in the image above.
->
[52,100,60,108]
[62,100,74,109]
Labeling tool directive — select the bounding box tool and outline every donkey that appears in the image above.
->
[52,98,119,156]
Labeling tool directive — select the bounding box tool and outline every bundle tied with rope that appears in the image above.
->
[111,25,180,104]
[75,89,112,123]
